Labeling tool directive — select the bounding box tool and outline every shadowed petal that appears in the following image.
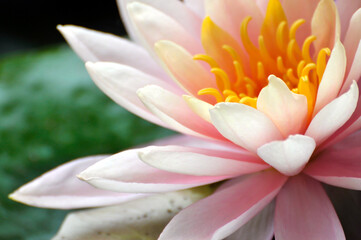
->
[53,189,210,240]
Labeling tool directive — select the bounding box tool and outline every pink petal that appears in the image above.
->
[9,156,144,209]
[78,148,226,193]
[154,40,217,103]
[184,0,205,18]
[137,85,224,139]
[124,1,202,55]
[210,102,283,153]
[183,95,213,122]
[257,75,308,136]
[311,0,340,53]
[336,0,361,40]
[117,0,202,45]
[57,25,168,81]
[225,202,275,240]
[257,135,316,176]
[280,0,319,45]
[313,41,347,115]
[274,175,345,240]
[159,171,287,240]
[139,145,268,177]
[304,146,361,190]
[85,62,178,127]
[204,0,263,45]
[306,81,359,145]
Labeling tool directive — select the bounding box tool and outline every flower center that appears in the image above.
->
[195,0,330,117]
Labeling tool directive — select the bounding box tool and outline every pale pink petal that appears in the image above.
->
[137,85,224,139]
[304,146,361,190]
[311,0,340,53]
[78,148,226,193]
[154,40,217,102]
[306,81,359,145]
[183,95,213,123]
[341,40,361,94]
[280,0,319,44]
[85,62,178,127]
[159,171,287,240]
[57,25,168,81]
[124,1,202,55]
[225,202,275,240]
[257,135,316,176]
[210,102,283,153]
[257,75,308,136]
[9,156,144,209]
[53,189,208,240]
[343,9,361,74]
[274,175,345,240]
[139,145,268,177]
[204,0,263,45]
[314,41,347,115]
[256,0,268,14]
[336,0,361,39]
[117,0,202,44]
[184,0,205,18]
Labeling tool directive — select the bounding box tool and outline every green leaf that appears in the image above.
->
[0,44,174,240]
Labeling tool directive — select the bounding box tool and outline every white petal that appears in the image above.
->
[85,62,178,127]
[137,85,223,139]
[210,102,283,152]
[78,148,225,193]
[9,156,144,209]
[257,75,308,136]
[314,41,347,115]
[124,1,202,55]
[184,0,205,17]
[183,95,212,123]
[306,81,359,145]
[117,0,202,44]
[52,189,210,240]
[257,135,316,176]
[57,25,168,80]
[139,145,268,176]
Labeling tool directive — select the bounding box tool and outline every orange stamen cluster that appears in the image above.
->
[195,0,330,116]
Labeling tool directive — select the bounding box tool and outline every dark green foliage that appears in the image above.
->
[0,45,174,240]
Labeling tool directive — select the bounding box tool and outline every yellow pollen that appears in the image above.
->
[195,0,330,115]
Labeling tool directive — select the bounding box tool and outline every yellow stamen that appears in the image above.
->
[239,96,257,108]
[287,68,299,85]
[223,45,242,63]
[193,54,219,68]
[276,21,288,52]
[316,48,331,82]
[257,62,266,81]
[287,39,299,66]
[241,17,259,55]
[302,36,317,63]
[223,89,237,98]
[211,68,231,91]
[225,95,240,102]
[289,19,305,40]
[233,61,245,88]
[277,56,287,73]
[198,88,224,102]
[297,60,306,78]
[301,63,316,77]
[246,83,256,97]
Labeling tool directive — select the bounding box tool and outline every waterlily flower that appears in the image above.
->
[11,0,361,239]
